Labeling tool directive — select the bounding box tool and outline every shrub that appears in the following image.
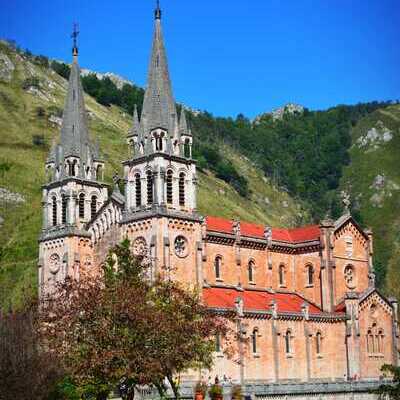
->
[209,383,223,400]
[195,381,208,396]
[231,385,242,400]
[22,76,40,90]
[32,135,45,146]
[51,61,70,80]
[36,106,46,117]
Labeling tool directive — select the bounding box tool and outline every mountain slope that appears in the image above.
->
[0,42,304,308]
[341,104,400,288]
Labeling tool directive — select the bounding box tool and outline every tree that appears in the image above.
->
[40,240,232,399]
[0,304,63,400]
[375,364,400,399]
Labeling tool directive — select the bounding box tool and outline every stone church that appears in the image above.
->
[38,4,398,398]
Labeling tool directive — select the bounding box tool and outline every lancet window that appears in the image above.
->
[166,170,173,204]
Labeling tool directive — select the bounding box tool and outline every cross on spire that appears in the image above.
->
[155,0,161,19]
[71,22,79,57]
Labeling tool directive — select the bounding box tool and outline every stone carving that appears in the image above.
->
[344,265,356,289]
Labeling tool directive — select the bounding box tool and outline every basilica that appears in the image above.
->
[38,3,398,394]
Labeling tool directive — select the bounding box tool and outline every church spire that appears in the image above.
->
[140,2,177,136]
[155,0,161,20]
[46,24,103,181]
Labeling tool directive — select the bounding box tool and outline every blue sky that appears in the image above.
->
[1,0,399,118]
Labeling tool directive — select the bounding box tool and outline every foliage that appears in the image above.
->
[21,76,40,90]
[375,364,400,399]
[51,60,71,80]
[195,381,208,396]
[39,239,231,399]
[0,303,64,400]
[231,385,242,400]
[208,382,223,399]
[32,134,45,146]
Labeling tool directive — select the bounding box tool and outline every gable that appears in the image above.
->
[333,218,369,258]
[359,290,393,317]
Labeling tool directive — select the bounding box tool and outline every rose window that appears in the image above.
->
[133,237,148,257]
[174,235,188,258]
[49,253,61,275]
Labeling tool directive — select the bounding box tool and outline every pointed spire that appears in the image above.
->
[71,23,79,62]
[140,4,177,135]
[179,108,189,136]
[155,0,161,20]
[128,104,140,138]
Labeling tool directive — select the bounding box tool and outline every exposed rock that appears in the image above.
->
[356,121,393,151]
[218,189,225,195]
[369,174,399,207]
[0,187,25,204]
[282,200,289,208]
[0,52,15,82]
[80,68,133,90]
[254,103,304,124]
[26,86,55,102]
[264,197,270,205]
[48,114,63,127]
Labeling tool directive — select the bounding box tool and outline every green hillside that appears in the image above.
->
[0,41,304,308]
[341,104,400,289]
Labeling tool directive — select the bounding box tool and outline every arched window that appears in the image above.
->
[316,332,322,354]
[166,170,173,204]
[67,161,73,176]
[248,260,255,283]
[251,328,258,354]
[155,134,163,151]
[61,195,67,224]
[135,173,141,207]
[52,196,57,226]
[215,256,222,280]
[306,265,314,286]
[71,160,76,177]
[179,173,185,207]
[285,329,292,354]
[377,329,384,353]
[184,138,191,158]
[78,193,85,219]
[367,329,373,353]
[215,332,221,353]
[279,264,286,286]
[91,195,97,219]
[147,170,153,205]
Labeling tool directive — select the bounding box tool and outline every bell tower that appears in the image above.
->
[38,26,108,295]
[122,3,202,286]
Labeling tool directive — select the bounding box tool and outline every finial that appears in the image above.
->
[71,22,79,59]
[155,0,161,19]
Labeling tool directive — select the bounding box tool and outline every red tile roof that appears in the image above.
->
[205,215,320,244]
[203,287,323,315]
[205,216,234,234]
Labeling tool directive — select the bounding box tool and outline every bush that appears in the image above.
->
[195,381,208,396]
[32,135,45,146]
[231,385,242,400]
[209,383,223,400]
[22,76,40,90]
[36,106,46,117]
[51,61,70,80]
[33,55,49,68]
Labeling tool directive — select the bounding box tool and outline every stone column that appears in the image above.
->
[389,297,399,366]
[319,219,335,312]
[270,300,279,383]
[302,303,311,382]
[160,167,166,206]
[153,169,159,206]
[344,292,360,380]
[235,297,245,386]
[192,174,198,211]
[42,199,48,229]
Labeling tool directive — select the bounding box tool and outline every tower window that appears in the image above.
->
[215,332,221,353]
[91,195,97,219]
[279,264,286,286]
[248,260,255,283]
[184,138,191,158]
[306,265,314,286]
[316,332,322,354]
[61,195,67,224]
[179,172,185,207]
[215,256,222,280]
[79,193,85,219]
[285,330,292,354]
[52,196,57,226]
[147,170,153,205]
[251,328,258,354]
[155,134,163,151]
[135,173,142,207]
[166,170,173,204]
